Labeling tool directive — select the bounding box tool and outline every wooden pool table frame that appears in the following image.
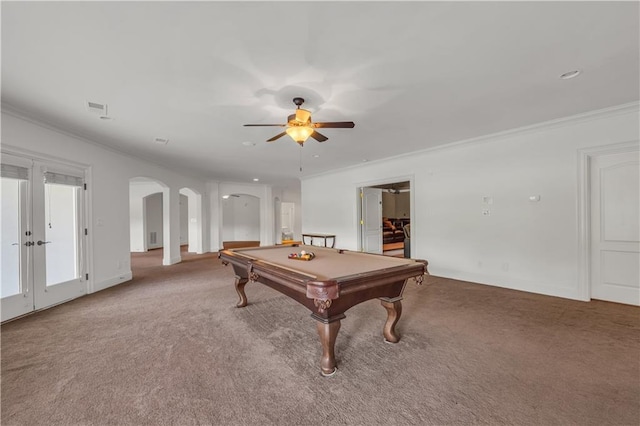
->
[219,245,428,376]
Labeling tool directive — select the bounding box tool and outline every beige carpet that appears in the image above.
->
[1,249,639,425]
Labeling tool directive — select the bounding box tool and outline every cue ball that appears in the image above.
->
[300,250,306,255]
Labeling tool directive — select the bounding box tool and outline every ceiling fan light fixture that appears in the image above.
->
[295,108,311,123]
[244,97,354,145]
[286,126,314,145]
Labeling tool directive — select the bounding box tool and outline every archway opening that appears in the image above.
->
[129,177,168,266]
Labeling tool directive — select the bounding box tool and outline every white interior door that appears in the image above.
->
[590,150,640,306]
[361,187,383,254]
[1,155,87,321]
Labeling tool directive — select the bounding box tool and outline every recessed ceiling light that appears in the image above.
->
[312,154,320,158]
[253,178,259,182]
[362,159,369,162]
[222,195,230,199]
[242,141,256,147]
[560,70,581,80]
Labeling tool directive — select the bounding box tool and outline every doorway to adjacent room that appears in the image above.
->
[357,180,412,258]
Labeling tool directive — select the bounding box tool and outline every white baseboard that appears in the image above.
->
[91,271,133,293]
[431,268,585,302]
[163,256,182,266]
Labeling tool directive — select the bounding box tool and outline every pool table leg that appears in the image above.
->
[315,319,341,377]
[234,275,249,308]
[380,297,403,343]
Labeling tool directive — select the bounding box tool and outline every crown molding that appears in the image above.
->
[1,102,210,182]
[303,101,640,181]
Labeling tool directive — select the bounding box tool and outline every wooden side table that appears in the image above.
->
[301,233,336,248]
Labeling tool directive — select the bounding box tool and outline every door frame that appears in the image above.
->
[32,159,87,308]
[577,140,640,302]
[355,175,415,253]
[1,147,92,320]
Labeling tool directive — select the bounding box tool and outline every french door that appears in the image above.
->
[1,154,87,322]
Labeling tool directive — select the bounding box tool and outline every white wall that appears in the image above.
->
[214,182,275,250]
[179,193,188,246]
[302,105,639,301]
[207,181,221,251]
[221,196,235,242]
[221,195,260,241]
[2,111,210,292]
[181,187,203,253]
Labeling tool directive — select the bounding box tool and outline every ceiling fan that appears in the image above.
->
[244,97,355,146]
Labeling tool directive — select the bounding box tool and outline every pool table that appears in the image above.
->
[219,244,428,376]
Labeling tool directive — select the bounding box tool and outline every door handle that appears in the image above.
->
[36,240,51,246]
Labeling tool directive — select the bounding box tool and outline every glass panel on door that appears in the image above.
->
[33,167,85,309]
[1,160,33,322]
[44,182,80,286]
[1,177,25,297]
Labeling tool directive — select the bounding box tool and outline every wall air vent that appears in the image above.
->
[154,137,169,145]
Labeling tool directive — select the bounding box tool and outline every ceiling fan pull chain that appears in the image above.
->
[299,144,303,173]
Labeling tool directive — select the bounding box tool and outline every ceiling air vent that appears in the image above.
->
[86,101,107,115]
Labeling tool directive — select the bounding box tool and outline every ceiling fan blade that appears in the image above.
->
[244,124,286,127]
[266,132,287,142]
[310,131,328,142]
[313,121,355,128]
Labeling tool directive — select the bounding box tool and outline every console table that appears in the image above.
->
[301,233,336,248]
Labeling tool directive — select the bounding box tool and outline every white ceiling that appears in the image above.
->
[2,1,638,189]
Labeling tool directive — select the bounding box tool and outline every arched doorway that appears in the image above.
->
[129,177,168,265]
